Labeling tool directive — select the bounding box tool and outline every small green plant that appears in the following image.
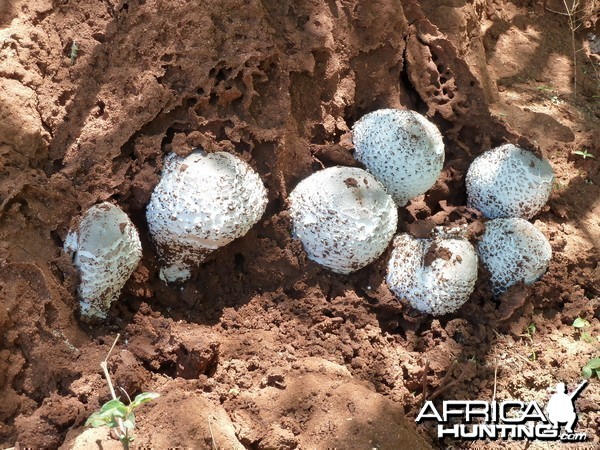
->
[582,357,600,379]
[572,317,594,343]
[573,317,590,328]
[86,392,159,448]
[86,334,159,449]
[573,149,595,160]
[70,41,79,66]
[521,322,537,361]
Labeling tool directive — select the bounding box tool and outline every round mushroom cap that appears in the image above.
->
[478,218,552,296]
[147,150,268,283]
[352,108,445,206]
[289,166,398,274]
[64,202,142,321]
[386,228,478,315]
[466,144,554,219]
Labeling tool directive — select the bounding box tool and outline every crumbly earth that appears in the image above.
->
[0,0,599,449]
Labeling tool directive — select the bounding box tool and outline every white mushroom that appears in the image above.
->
[288,166,398,274]
[466,144,554,219]
[64,202,142,321]
[478,218,552,296]
[352,108,445,206]
[386,227,478,315]
[146,150,268,283]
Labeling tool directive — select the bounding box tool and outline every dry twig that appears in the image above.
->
[99,334,129,447]
[427,360,464,401]
[208,414,219,450]
[547,1,585,96]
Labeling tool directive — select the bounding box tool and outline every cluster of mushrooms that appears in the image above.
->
[65,108,554,321]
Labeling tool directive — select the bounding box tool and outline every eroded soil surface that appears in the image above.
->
[1,0,599,448]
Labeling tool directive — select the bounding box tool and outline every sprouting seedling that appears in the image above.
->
[572,149,595,160]
[536,85,555,92]
[572,317,594,343]
[70,41,79,65]
[519,322,537,361]
[86,334,159,449]
[572,317,590,328]
[86,393,159,447]
[581,357,600,379]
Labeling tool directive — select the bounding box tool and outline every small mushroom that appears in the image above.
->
[386,227,478,315]
[64,202,142,321]
[146,150,268,283]
[466,144,554,219]
[352,108,445,206]
[478,218,552,296]
[288,166,398,274]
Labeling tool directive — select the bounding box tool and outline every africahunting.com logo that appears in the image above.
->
[416,380,589,442]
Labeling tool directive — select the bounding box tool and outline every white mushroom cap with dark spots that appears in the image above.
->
[64,202,142,321]
[466,144,554,219]
[352,108,445,206]
[386,227,478,315]
[478,218,552,296]
[288,166,398,274]
[146,150,268,283]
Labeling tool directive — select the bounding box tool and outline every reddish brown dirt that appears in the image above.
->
[1,0,599,449]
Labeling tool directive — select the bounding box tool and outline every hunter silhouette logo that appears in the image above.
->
[546,381,587,434]
[416,380,589,442]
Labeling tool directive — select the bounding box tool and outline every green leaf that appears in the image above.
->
[572,317,588,328]
[100,407,126,420]
[582,366,593,378]
[100,399,128,415]
[130,392,160,409]
[107,417,122,429]
[86,409,124,427]
[585,357,600,370]
[573,150,595,159]
[86,411,111,428]
[85,399,129,428]
[526,323,536,335]
[125,413,136,428]
[122,418,135,430]
[581,332,593,343]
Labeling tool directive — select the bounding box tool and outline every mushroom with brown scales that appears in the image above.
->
[466,144,554,219]
[386,227,478,315]
[477,218,552,296]
[288,166,398,274]
[146,150,268,283]
[352,109,445,206]
[64,202,142,321]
